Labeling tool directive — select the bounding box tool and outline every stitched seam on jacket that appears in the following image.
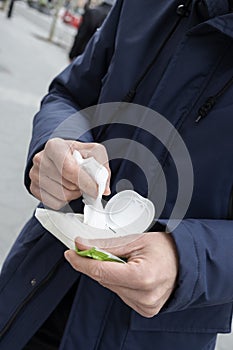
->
[181,221,200,308]
[212,18,233,37]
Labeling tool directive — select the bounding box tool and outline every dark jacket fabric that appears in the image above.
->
[69,2,112,60]
[1,0,233,349]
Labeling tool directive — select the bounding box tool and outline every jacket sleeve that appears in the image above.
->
[164,219,233,311]
[24,0,123,191]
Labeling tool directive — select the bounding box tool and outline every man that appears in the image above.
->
[0,1,233,349]
[69,0,115,61]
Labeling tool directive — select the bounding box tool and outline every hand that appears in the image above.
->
[29,138,111,210]
[65,232,178,318]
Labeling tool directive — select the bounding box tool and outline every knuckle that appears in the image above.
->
[45,138,61,155]
[30,183,40,200]
[144,277,155,290]
[29,167,39,183]
[71,260,80,271]
[90,143,109,163]
[62,160,74,178]
[45,138,56,150]
[33,152,42,165]
[138,274,155,291]
[90,264,105,283]
[29,167,34,181]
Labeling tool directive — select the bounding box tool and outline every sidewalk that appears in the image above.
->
[0,3,232,349]
[0,2,70,266]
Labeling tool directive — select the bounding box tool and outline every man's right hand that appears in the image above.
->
[29,138,111,210]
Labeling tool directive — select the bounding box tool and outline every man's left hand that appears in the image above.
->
[65,231,178,318]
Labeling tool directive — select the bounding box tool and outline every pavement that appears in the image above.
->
[0,2,232,349]
[0,0,71,266]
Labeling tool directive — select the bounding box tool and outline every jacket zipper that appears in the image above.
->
[195,75,233,123]
[0,257,64,340]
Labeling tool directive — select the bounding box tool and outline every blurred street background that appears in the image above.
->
[0,1,232,348]
[0,0,72,268]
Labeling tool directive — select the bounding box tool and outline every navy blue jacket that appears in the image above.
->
[1,1,233,349]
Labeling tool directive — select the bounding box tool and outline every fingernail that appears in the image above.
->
[64,250,70,262]
[104,188,111,195]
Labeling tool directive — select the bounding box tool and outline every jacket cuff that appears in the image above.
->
[160,220,199,312]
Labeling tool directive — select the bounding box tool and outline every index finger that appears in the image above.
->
[74,142,109,168]
[45,139,79,184]
[72,143,111,194]
[64,249,138,288]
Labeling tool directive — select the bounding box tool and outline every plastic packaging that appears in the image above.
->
[35,151,155,262]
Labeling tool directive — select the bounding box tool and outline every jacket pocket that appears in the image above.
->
[130,303,233,333]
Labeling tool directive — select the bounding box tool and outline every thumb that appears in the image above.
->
[75,233,145,259]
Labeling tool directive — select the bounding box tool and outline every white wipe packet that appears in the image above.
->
[73,150,108,229]
[35,151,155,251]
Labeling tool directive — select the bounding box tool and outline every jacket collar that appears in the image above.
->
[190,0,233,39]
[207,13,233,38]
[200,0,230,18]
